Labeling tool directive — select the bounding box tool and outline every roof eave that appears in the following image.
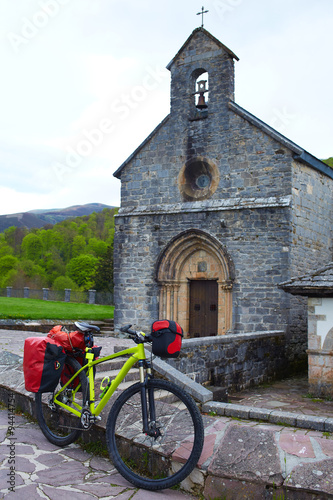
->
[229,101,333,180]
[113,114,170,179]
[279,286,333,297]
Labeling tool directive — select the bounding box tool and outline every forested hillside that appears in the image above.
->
[0,203,113,233]
[323,157,333,168]
[0,208,118,292]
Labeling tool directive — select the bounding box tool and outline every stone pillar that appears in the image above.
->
[219,280,233,335]
[42,288,49,301]
[307,297,333,397]
[24,287,29,299]
[64,289,71,303]
[6,287,12,298]
[88,289,96,305]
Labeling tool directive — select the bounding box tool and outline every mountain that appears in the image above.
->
[0,203,115,232]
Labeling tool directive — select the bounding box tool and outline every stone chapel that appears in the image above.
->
[113,28,333,364]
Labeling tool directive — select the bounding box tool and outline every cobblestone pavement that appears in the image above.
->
[0,409,195,500]
[228,376,333,419]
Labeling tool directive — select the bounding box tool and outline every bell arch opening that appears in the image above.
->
[156,230,234,338]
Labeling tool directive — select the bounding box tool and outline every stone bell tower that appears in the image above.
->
[168,27,238,121]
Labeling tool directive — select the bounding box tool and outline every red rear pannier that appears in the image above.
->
[47,325,86,352]
[151,320,183,358]
[47,325,101,389]
[23,337,66,393]
[60,346,102,389]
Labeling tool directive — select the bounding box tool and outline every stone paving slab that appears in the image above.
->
[0,409,195,500]
[228,376,333,419]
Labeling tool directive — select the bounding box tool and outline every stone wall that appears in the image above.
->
[114,202,291,335]
[285,162,333,368]
[164,331,287,392]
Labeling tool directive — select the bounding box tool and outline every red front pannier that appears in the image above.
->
[23,337,66,393]
[151,320,183,358]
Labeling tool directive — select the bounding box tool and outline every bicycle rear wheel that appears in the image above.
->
[106,378,204,490]
[35,356,87,446]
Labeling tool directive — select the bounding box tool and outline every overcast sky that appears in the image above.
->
[0,0,332,215]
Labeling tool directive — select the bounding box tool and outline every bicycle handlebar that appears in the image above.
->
[119,324,136,335]
[119,324,152,343]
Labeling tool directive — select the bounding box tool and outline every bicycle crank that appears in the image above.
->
[80,409,101,430]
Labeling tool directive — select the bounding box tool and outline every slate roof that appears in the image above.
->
[279,263,333,297]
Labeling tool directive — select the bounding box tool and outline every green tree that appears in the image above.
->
[52,275,78,291]
[67,254,99,290]
[87,237,107,258]
[0,255,18,274]
[0,236,13,257]
[4,226,27,254]
[94,245,113,293]
[72,235,86,257]
[21,233,43,261]
[0,255,18,287]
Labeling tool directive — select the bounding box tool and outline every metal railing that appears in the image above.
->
[0,287,113,306]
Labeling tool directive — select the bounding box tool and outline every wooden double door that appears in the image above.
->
[189,280,218,337]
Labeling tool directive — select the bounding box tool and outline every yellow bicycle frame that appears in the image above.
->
[53,343,147,418]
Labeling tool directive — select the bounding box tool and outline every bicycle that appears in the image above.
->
[35,321,204,491]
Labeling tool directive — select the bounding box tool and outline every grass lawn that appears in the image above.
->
[0,297,114,321]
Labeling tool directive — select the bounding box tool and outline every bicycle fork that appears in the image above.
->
[139,361,161,438]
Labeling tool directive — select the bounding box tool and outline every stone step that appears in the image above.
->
[95,368,138,383]
[95,358,127,372]
[98,329,115,336]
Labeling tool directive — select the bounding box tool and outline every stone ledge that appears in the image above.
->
[202,401,333,431]
[148,351,213,403]
[181,330,285,348]
[116,196,292,217]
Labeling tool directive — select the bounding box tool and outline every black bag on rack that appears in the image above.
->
[151,320,183,358]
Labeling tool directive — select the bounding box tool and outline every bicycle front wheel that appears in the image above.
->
[35,356,88,446]
[106,378,204,490]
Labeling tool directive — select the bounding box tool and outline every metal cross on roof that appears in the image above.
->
[197,6,209,27]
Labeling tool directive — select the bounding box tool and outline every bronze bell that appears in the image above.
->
[196,79,208,109]
[196,93,207,109]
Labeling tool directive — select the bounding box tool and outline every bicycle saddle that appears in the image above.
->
[74,321,100,333]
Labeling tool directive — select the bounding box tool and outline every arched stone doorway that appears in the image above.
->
[156,230,234,338]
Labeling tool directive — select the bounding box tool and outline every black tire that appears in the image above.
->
[106,379,204,490]
[35,356,88,446]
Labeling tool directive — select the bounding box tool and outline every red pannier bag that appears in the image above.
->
[47,325,86,353]
[23,337,66,393]
[151,320,183,358]
[47,325,101,388]
[60,345,102,389]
